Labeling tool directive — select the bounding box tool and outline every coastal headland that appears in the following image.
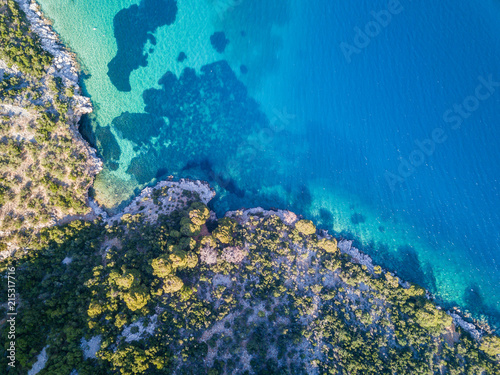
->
[0,1,499,374]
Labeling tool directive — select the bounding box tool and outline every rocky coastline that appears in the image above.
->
[106,176,493,343]
[13,0,102,209]
[223,206,491,340]
[10,0,495,353]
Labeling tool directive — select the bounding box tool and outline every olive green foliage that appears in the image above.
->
[161,275,183,294]
[0,0,52,77]
[188,201,210,226]
[294,219,316,235]
[179,201,210,236]
[150,257,172,278]
[317,237,338,253]
[0,199,499,375]
[212,217,236,244]
[0,221,107,375]
[481,335,500,358]
[121,284,150,311]
[414,302,453,334]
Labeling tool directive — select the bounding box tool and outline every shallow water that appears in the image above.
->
[39,0,500,327]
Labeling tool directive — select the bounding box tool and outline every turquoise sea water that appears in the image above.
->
[38,0,500,328]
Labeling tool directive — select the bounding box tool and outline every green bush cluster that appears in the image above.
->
[481,335,500,358]
[294,219,316,235]
[212,217,237,244]
[179,201,210,236]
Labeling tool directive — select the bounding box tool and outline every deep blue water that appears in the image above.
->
[40,0,500,328]
[282,0,500,323]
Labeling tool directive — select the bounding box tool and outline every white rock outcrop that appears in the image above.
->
[27,345,49,375]
[450,313,483,341]
[108,179,215,224]
[81,335,102,360]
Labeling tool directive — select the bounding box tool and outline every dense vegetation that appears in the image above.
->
[0,0,97,245]
[1,186,499,374]
[0,0,52,77]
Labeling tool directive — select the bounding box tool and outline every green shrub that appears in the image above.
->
[480,335,500,357]
[295,220,316,235]
[318,237,338,253]
[122,284,150,311]
[213,218,236,244]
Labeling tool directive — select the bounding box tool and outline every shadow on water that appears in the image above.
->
[182,158,245,198]
[318,208,334,228]
[464,284,500,329]
[112,112,165,147]
[350,213,366,225]
[210,31,229,53]
[79,113,121,171]
[108,0,178,91]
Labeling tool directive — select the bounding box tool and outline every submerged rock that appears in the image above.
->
[210,31,229,53]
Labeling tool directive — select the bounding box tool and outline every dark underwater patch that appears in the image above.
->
[463,283,500,323]
[156,168,169,179]
[142,60,267,150]
[107,0,177,92]
[109,59,268,192]
[78,113,96,147]
[182,159,245,198]
[112,112,165,147]
[95,125,122,171]
[79,114,121,171]
[319,208,334,228]
[394,246,435,291]
[177,51,187,62]
[350,213,366,225]
[210,31,229,53]
[126,148,161,184]
[293,185,313,212]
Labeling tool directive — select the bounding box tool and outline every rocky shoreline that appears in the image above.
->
[14,0,102,209]
[114,178,492,342]
[106,178,216,225]
[224,206,491,340]
[16,0,82,87]
[14,0,494,346]
[15,0,101,169]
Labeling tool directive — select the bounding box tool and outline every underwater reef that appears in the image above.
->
[107,0,178,91]
[109,60,268,187]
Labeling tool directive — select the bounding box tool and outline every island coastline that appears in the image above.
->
[1,1,499,373]
[12,0,495,341]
